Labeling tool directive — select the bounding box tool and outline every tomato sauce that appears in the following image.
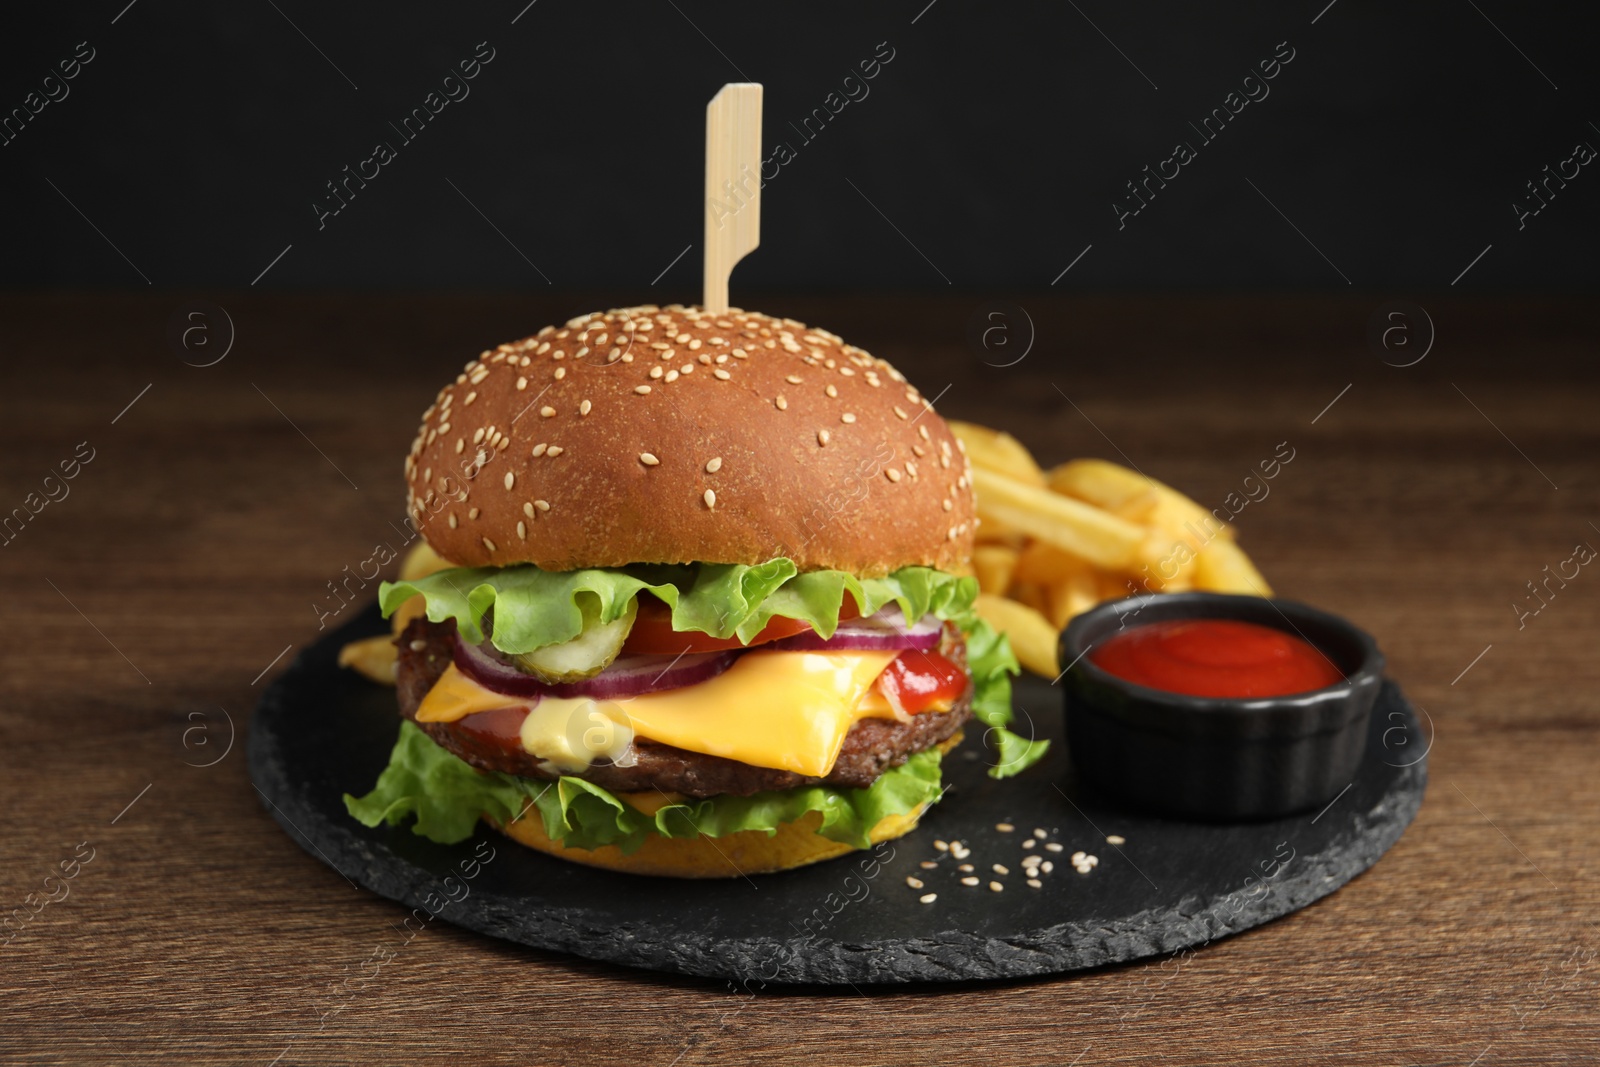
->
[1089,618,1342,698]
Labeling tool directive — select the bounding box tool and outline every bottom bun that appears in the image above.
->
[493,733,963,879]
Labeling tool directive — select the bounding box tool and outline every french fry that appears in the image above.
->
[1049,459,1234,543]
[338,635,399,686]
[949,421,1046,486]
[1192,537,1273,596]
[1012,540,1092,585]
[973,544,1020,595]
[975,593,1059,678]
[971,468,1144,570]
[1044,570,1099,629]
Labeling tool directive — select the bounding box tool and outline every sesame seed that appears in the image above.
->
[546,446,564,457]
[919,860,938,869]
[608,348,622,362]
[1045,842,1064,853]
[533,499,550,511]
[885,468,902,482]
[680,363,694,374]
[703,489,716,509]
[575,346,590,360]
[950,844,970,859]
[905,461,918,477]
[825,384,838,398]
[516,521,527,539]
[554,366,566,380]
[540,406,556,418]
[635,385,652,395]
[993,864,1009,876]
[579,399,592,416]
[698,353,712,365]
[468,507,480,520]
[996,823,1015,833]
[640,452,660,466]
[1107,835,1126,845]
[732,348,747,358]
[958,863,974,873]
[1043,861,1056,873]
[960,877,979,887]
[841,412,856,424]
[448,513,458,529]
[934,840,949,852]
[705,457,722,473]
[409,639,427,652]
[715,353,728,364]
[523,503,535,518]
[504,472,515,490]
[665,370,680,383]
[906,877,924,889]
[1023,839,1036,849]
[1071,851,1086,864]
[464,391,478,406]
[1034,828,1048,839]
[919,425,931,441]
[482,537,496,552]
[775,395,788,410]
[532,443,548,457]
[1027,879,1042,889]
[713,368,731,380]
[919,893,938,905]
[786,375,803,385]
[817,429,831,446]
[989,881,1003,892]
[437,421,450,434]
[650,366,664,379]
[552,350,565,360]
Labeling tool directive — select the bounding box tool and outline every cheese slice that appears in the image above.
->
[415,649,950,778]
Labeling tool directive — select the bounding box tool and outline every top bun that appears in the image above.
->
[403,306,976,575]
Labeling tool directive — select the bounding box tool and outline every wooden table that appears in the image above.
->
[3,293,1594,1065]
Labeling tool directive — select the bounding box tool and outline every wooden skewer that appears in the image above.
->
[702,82,762,314]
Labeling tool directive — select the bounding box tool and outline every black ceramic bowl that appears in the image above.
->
[1059,592,1384,821]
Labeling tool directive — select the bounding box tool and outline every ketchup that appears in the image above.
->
[1089,618,1342,698]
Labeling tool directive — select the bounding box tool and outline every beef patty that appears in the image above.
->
[394,617,973,798]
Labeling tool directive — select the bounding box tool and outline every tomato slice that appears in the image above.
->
[875,649,967,714]
[620,595,861,654]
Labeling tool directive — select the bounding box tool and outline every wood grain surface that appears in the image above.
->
[2,293,1595,1065]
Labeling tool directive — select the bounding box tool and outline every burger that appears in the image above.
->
[345,305,1046,877]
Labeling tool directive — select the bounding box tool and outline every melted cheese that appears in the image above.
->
[415,649,951,777]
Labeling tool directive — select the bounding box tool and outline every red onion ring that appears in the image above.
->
[765,609,943,653]
[453,638,738,701]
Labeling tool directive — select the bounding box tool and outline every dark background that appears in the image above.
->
[2,0,1596,292]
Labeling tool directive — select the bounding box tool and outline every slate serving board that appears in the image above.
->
[248,605,1427,986]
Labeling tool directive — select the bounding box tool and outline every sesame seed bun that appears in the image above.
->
[404,306,977,575]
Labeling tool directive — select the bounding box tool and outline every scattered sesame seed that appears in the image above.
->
[1045,842,1064,853]
[1071,851,1086,864]
[1043,861,1056,873]
[1107,835,1126,845]
[1023,839,1036,849]
[906,877,924,889]
[1034,828,1048,839]
[960,877,980,887]
[504,472,515,490]
[950,844,970,860]
[934,840,949,852]
[639,452,660,466]
[919,861,938,869]
[919,893,937,904]
[958,863,974,873]
[482,537,496,552]
[817,429,831,446]
[989,881,1003,892]
[579,399,592,416]
[993,864,1009,876]
[540,406,556,418]
[1027,878,1043,889]
[705,457,722,473]
[635,385,652,395]
[546,446,564,457]
[703,489,716,509]
[996,823,1015,833]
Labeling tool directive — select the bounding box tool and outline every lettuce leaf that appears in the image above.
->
[375,558,1047,780]
[345,720,945,852]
